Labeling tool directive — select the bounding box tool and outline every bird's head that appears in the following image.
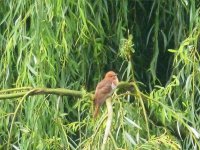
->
[104,71,118,83]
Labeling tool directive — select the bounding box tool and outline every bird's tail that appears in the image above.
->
[93,104,100,119]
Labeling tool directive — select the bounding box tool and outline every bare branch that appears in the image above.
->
[0,82,134,100]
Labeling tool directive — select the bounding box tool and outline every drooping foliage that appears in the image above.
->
[0,0,200,149]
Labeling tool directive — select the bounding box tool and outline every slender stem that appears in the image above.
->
[132,82,150,139]
[101,98,113,150]
[7,89,35,150]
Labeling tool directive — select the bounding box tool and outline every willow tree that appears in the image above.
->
[0,0,200,149]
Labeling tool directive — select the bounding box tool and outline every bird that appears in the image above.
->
[93,71,119,118]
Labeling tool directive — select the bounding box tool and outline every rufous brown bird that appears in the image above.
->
[93,71,119,118]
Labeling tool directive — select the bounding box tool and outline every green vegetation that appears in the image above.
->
[0,0,200,149]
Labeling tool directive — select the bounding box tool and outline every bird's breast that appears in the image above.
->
[111,82,117,90]
[108,82,117,96]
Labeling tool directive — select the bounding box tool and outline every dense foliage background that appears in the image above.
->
[0,0,200,149]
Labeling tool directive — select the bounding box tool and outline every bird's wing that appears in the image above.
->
[94,79,113,105]
[95,79,112,94]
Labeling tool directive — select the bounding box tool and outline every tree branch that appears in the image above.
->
[0,88,84,100]
[0,82,133,100]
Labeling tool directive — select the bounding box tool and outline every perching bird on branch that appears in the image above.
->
[93,71,119,118]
